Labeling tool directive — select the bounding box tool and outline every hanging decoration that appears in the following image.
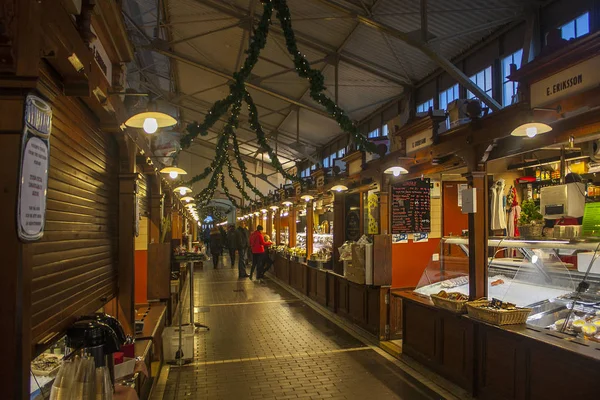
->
[180,0,376,207]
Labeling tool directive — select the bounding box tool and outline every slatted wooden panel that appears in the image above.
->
[137,170,149,217]
[29,71,119,347]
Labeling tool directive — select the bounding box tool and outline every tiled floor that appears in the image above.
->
[155,256,448,400]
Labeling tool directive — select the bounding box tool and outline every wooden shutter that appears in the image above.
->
[29,71,120,348]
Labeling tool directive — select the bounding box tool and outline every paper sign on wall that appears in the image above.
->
[457,183,468,207]
[392,233,408,243]
[413,232,429,243]
[17,95,52,242]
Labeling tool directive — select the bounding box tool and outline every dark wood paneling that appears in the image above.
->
[308,267,317,300]
[365,287,382,336]
[326,274,336,311]
[348,282,366,324]
[147,243,171,300]
[439,313,474,390]
[478,328,518,400]
[403,300,437,361]
[336,276,349,316]
[389,293,403,339]
[315,269,327,307]
[29,73,119,349]
[373,235,392,285]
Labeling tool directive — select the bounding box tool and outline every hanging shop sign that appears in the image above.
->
[17,95,52,242]
[366,190,380,234]
[391,178,431,234]
[90,25,113,84]
[406,129,432,154]
[530,55,600,108]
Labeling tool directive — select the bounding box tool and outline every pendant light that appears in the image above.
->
[160,163,187,179]
[174,186,192,196]
[301,194,314,202]
[125,100,177,134]
[510,122,552,138]
[331,184,348,192]
[270,205,279,211]
[180,196,195,203]
[282,200,293,206]
[384,166,409,177]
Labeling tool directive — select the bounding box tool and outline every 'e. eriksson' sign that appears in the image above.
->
[530,55,600,107]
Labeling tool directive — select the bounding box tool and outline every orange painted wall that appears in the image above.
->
[134,250,148,304]
[391,239,441,289]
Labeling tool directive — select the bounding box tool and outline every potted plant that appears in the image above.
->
[518,199,544,238]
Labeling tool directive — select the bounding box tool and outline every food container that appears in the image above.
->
[430,294,469,314]
[466,300,531,326]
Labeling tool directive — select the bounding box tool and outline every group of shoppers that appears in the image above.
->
[205,224,273,280]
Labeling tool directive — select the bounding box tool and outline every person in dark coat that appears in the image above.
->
[235,225,249,278]
[226,225,237,268]
[209,227,222,269]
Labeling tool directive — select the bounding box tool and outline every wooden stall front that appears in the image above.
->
[397,33,600,399]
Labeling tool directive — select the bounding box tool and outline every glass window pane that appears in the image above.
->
[382,125,389,136]
[513,49,523,70]
[576,13,590,37]
[561,20,575,40]
[485,67,492,92]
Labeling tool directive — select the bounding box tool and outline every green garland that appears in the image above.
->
[272,0,376,153]
[180,0,375,204]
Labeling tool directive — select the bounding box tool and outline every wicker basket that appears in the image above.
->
[430,294,469,314]
[518,223,543,239]
[466,300,532,325]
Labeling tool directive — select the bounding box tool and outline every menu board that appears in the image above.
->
[391,178,431,234]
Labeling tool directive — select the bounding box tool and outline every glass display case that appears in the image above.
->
[312,202,333,261]
[414,236,600,344]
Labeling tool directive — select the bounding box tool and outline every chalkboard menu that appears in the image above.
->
[391,178,431,234]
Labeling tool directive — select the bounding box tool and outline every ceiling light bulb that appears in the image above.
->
[531,255,538,264]
[169,171,178,179]
[526,127,537,138]
[143,117,158,134]
[185,198,191,203]
[393,169,400,177]
[179,188,186,196]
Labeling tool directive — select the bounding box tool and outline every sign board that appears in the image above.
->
[391,178,431,234]
[406,129,432,154]
[582,202,600,237]
[530,55,600,107]
[90,25,113,84]
[316,175,325,189]
[18,95,52,241]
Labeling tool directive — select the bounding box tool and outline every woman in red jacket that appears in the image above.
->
[249,225,272,280]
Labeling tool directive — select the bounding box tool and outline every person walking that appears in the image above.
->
[226,225,237,268]
[235,225,249,278]
[242,224,251,263]
[249,225,272,280]
[209,227,222,269]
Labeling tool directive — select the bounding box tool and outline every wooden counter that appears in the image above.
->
[398,290,600,399]
[398,291,476,393]
[273,254,389,340]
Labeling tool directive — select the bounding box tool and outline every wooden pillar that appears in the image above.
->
[333,193,345,275]
[379,190,390,235]
[117,134,138,335]
[0,1,42,397]
[466,170,489,300]
[149,174,162,244]
[275,210,281,245]
[306,201,314,257]
[266,211,273,238]
[289,207,297,247]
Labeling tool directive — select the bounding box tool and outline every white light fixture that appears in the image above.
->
[510,122,552,138]
[531,255,539,264]
[160,166,187,179]
[301,194,314,202]
[174,186,192,195]
[254,212,260,216]
[180,196,195,203]
[282,200,293,206]
[125,102,177,134]
[270,205,279,210]
[384,166,409,177]
[331,184,348,192]
[260,208,268,213]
